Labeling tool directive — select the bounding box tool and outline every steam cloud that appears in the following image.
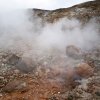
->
[0,5,99,88]
[0,10,99,54]
[0,9,100,78]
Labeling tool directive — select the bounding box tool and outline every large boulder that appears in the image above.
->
[75,63,94,78]
[15,57,36,73]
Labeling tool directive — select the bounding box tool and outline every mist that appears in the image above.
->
[0,1,100,99]
[0,7,99,86]
[0,9,99,58]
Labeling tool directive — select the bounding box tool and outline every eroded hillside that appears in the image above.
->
[0,0,100,100]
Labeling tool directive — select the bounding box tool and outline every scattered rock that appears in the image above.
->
[75,63,94,78]
[0,93,3,97]
[67,94,73,100]
[95,91,100,96]
[2,80,28,93]
[14,69,20,74]
[7,54,20,65]
[15,57,36,73]
[66,45,82,59]
[0,76,4,80]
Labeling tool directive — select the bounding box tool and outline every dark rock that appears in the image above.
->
[2,80,28,93]
[75,63,94,78]
[15,57,36,73]
[7,54,20,65]
[66,45,82,59]
[67,94,73,100]
[95,91,100,96]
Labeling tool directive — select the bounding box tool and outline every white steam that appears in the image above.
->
[37,18,99,51]
[0,9,99,85]
[0,10,99,58]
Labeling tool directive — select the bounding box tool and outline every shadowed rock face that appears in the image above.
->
[32,1,100,23]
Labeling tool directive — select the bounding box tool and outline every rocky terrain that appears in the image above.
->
[0,0,100,100]
[32,0,100,23]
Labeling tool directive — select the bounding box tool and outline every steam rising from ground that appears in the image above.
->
[37,18,99,51]
[0,10,100,83]
[0,10,99,53]
[0,10,99,72]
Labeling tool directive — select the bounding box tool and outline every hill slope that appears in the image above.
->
[32,0,100,23]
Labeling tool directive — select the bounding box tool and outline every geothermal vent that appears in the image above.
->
[0,0,100,100]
